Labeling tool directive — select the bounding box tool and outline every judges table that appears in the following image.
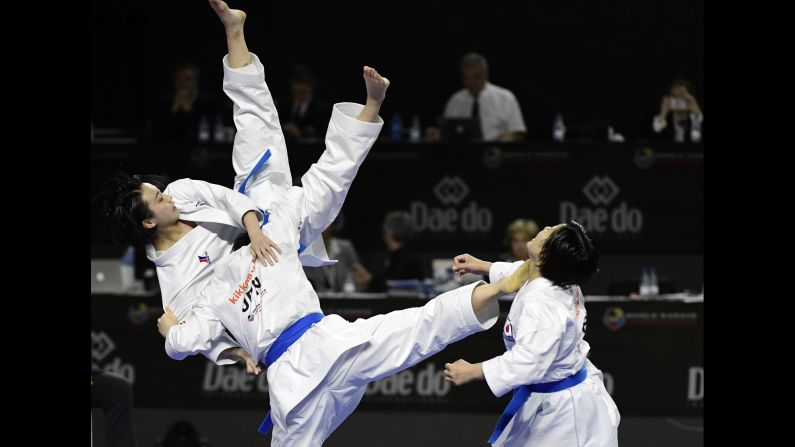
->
[91,292,703,417]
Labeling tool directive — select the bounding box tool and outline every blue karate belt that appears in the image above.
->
[488,364,588,444]
[237,149,272,196]
[236,148,307,254]
[257,313,325,436]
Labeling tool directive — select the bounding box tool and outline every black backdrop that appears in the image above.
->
[90,0,704,140]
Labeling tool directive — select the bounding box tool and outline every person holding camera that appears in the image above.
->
[652,78,703,142]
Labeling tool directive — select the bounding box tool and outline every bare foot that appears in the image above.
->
[363,66,390,104]
[209,0,246,33]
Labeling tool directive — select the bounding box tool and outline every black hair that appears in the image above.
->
[538,220,599,288]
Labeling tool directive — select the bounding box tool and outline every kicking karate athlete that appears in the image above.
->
[105,0,363,370]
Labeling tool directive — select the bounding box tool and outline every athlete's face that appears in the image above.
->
[140,183,179,230]
[526,224,565,261]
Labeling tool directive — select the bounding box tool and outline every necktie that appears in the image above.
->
[471,95,483,139]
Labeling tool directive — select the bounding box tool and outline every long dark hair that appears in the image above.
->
[538,220,599,288]
[102,173,168,247]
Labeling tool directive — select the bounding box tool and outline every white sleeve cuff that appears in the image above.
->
[331,102,385,134]
[489,261,523,284]
[482,357,512,397]
[222,52,265,85]
[206,334,241,366]
[165,329,188,361]
[455,280,499,330]
[230,62,260,75]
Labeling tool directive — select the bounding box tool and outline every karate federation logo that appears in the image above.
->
[603,307,626,331]
[127,302,160,325]
[634,147,655,170]
[503,317,515,343]
[482,146,504,169]
[198,251,211,264]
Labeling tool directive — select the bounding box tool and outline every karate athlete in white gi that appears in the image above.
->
[446,222,620,446]
[106,0,352,370]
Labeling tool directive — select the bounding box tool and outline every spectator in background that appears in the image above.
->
[427,53,527,142]
[91,369,137,447]
[150,62,226,143]
[652,78,703,143]
[367,211,424,292]
[304,212,373,293]
[500,218,540,262]
[277,65,332,142]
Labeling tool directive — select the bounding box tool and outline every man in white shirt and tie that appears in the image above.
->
[433,53,527,142]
